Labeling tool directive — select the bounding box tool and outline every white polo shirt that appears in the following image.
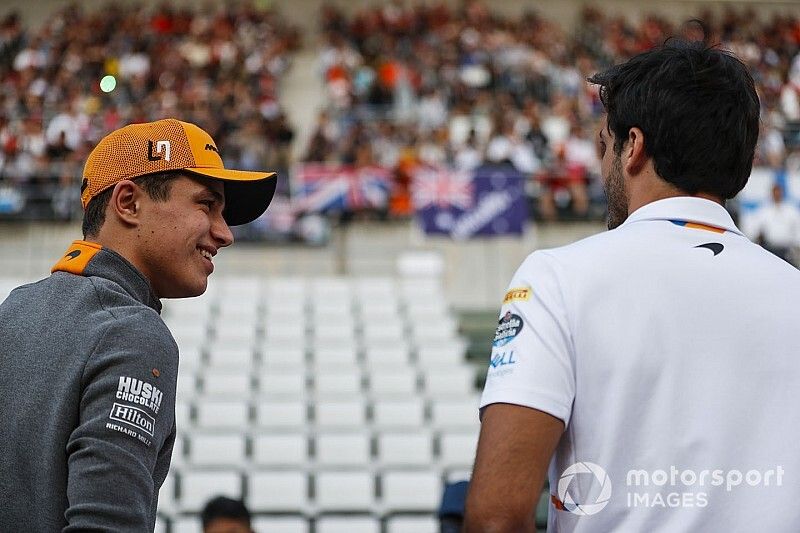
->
[480,197,800,532]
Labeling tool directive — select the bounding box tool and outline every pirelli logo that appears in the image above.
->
[503,287,531,304]
[109,402,155,436]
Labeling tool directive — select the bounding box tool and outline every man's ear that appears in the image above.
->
[623,127,648,176]
[108,180,142,227]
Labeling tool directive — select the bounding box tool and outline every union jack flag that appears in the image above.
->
[411,166,475,210]
[293,164,391,213]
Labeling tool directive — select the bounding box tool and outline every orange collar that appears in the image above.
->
[51,240,103,275]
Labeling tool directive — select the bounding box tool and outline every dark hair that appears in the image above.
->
[588,39,760,200]
[81,171,183,237]
[201,496,251,529]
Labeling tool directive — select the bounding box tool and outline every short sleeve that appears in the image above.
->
[64,312,178,531]
[479,251,575,427]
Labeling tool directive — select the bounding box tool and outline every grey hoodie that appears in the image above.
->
[0,240,177,532]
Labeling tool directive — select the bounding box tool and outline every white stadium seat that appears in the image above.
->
[215,314,259,333]
[368,368,418,395]
[259,371,307,397]
[315,471,375,511]
[411,316,458,340]
[213,327,259,345]
[194,399,249,428]
[314,399,366,428]
[316,516,380,533]
[377,431,433,467]
[176,373,197,397]
[252,433,308,467]
[174,401,191,428]
[263,319,306,337]
[260,345,306,367]
[313,324,356,342]
[315,432,371,466]
[439,431,479,468]
[156,472,175,513]
[251,516,309,533]
[314,371,362,396]
[201,373,252,396]
[423,367,475,396]
[248,470,309,512]
[179,470,241,512]
[386,515,439,533]
[313,345,358,365]
[372,398,425,428]
[188,433,246,467]
[255,400,307,429]
[206,346,255,368]
[311,312,356,328]
[363,322,405,341]
[364,345,410,366]
[416,342,467,366]
[381,470,441,512]
[430,397,480,430]
[170,434,185,467]
[176,345,204,370]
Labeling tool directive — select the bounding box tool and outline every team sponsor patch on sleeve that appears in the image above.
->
[503,286,531,304]
[493,311,523,347]
[105,376,164,447]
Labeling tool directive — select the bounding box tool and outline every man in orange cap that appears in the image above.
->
[0,119,277,530]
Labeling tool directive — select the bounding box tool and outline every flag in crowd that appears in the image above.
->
[289,163,529,238]
[292,164,392,213]
[413,165,529,238]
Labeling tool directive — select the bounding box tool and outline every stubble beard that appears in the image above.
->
[604,152,629,230]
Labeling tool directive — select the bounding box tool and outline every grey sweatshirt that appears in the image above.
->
[0,240,177,532]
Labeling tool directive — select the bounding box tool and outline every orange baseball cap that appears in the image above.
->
[82,118,277,225]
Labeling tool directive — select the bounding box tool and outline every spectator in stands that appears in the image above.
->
[0,3,298,221]
[744,183,800,264]
[201,496,254,533]
[309,3,800,223]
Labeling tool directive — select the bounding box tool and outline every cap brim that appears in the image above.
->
[185,168,277,226]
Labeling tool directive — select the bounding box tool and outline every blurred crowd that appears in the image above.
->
[0,2,299,219]
[1,1,800,223]
[309,1,800,220]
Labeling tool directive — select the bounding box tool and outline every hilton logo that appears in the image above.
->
[109,403,155,436]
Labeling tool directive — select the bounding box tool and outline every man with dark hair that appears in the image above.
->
[465,41,800,531]
[0,119,277,531]
[201,496,254,533]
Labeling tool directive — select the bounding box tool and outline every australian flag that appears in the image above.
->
[413,163,528,238]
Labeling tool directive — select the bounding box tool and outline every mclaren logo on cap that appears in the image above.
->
[65,250,81,261]
[205,143,219,153]
[147,140,171,162]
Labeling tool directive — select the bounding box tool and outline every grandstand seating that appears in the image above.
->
[157,275,480,531]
